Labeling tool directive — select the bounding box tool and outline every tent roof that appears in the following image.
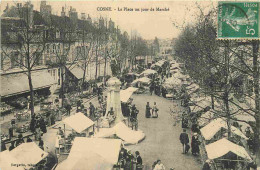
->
[113,122,145,145]
[56,150,113,170]
[68,137,122,164]
[200,118,248,140]
[141,69,157,75]
[0,150,24,170]
[94,122,145,145]
[205,138,252,161]
[198,110,216,127]
[63,112,94,133]
[9,142,48,165]
[120,87,138,103]
[132,77,151,85]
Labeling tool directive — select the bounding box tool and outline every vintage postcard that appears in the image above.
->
[0,0,260,170]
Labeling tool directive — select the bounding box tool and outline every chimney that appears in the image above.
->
[81,13,86,20]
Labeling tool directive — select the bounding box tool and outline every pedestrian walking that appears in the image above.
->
[135,151,143,170]
[9,141,15,151]
[39,117,47,134]
[191,133,200,156]
[152,102,158,118]
[179,129,189,154]
[39,137,44,150]
[26,136,33,142]
[65,102,72,116]
[153,160,165,170]
[89,102,96,119]
[150,83,154,95]
[145,102,151,118]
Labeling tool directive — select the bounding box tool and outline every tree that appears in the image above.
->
[174,5,260,164]
[1,2,46,117]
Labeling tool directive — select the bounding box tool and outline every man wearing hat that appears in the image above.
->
[179,129,189,154]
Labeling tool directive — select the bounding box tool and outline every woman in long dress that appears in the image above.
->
[145,102,151,118]
[152,102,158,118]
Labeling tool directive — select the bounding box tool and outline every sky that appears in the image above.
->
[1,0,217,40]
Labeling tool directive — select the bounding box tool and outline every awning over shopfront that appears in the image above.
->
[1,70,55,98]
[69,65,85,80]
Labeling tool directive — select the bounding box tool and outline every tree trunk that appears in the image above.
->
[104,48,107,85]
[82,61,87,89]
[95,44,98,80]
[27,69,35,117]
[252,40,260,165]
[224,40,231,139]
[60,66,65,107]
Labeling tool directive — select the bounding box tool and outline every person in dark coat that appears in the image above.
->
[66,103,72,116]
[30,116,36,133]
[39,137,44,150]
[135,151,143,170]
[149,83,154,95]
[179,129,189,154]
[15,134,25,147]
[145,102,151,118]
[182,116,188,128]
[39,117,47,134]
[26,136,33,142]
[1,142,6,151]
[9,141,15,151]
[191,133,200,156]
[9,127,14,139]
[89,102,95,119]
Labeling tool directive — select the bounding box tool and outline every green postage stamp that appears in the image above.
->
[218,2,260,39]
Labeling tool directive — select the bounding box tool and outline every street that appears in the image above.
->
[40,92,202,169]
[128,93,201,170]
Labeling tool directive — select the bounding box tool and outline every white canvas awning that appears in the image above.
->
[120,87,138,102]
[198,110,216,127]
[206,138,252,161]
[113,122,145,145]
[0,150,24,170]
[140,69,157,76]
[56,151,113,170]
[200,118,248,140]
[68,137,122,165]
[9,142,48,166]
[63,112,94,133]
[95,122,145,145]
[131,77,151,85]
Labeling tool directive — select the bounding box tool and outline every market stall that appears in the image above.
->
[94,122,146,145]
[120,87,138,103]
[205,138,252,169]
[62,112,95,137]
[0,150,24,170]
[140,69,157,77]
[200,118,248,143]
[8,142,48,169]
[56,137,122,170]
[163,77,182,99]
[197,109,216,128]
[131,77,151,93]
[56,113,95,154]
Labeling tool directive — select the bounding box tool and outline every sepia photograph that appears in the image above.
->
[0,0,259,169]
